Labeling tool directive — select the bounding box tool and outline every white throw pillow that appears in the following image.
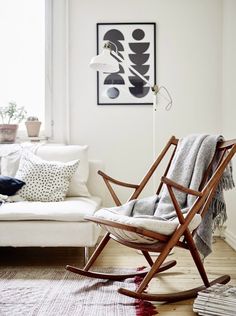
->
[35,145,90,197]
[1,143,41,177]
[15,152,79,202]
[1,150,21,177]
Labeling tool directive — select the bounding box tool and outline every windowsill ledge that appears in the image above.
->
[16,136,49,143]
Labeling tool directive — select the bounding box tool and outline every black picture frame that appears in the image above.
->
[96,22,156,105]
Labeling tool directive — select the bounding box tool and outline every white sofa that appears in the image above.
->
[0,143,104,262]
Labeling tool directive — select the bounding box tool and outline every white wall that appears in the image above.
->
[49,0,236,249]
[51,0,68,142]
[61,0,223,205]
[222,0,236,250]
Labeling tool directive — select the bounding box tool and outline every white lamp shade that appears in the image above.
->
[89,48,120,73]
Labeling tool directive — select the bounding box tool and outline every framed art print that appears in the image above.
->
[96,22,156,105]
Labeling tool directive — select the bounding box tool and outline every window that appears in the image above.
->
[0,0,49,134]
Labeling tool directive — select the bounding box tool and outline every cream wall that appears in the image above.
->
[52,0,236,248]
[57,0,222,205]
[222,0,236,249]
[51,0,235,244]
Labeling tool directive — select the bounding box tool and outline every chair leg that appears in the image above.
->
[141,251,153,267]
[66,233,111,275]
[84,233,111,271]
[184,230,210,287]
[136,245,171,293]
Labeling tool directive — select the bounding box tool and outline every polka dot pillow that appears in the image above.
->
[15,152,79,202]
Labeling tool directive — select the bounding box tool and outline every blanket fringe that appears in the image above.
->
[218,162,235,191]
[210,198,228,231]
[218,176,235,191]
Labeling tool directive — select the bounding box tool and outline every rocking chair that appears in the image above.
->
[66,136,236,302]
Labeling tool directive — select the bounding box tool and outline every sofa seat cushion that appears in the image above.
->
[0,196,101,222]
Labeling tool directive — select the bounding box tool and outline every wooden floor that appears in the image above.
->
[0,237,235,315]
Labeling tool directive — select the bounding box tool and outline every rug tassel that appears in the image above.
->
[134,267,158,315]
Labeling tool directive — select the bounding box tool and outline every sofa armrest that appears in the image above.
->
[87,160,106,204]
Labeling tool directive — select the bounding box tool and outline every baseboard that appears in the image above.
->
[224,229,236,251]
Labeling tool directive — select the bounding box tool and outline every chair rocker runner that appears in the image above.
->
[66,136,236,302]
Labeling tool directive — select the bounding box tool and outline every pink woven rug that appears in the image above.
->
[0,267,156,316]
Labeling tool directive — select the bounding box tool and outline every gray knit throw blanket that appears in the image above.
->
[105,134,234,258]
[154,134,234,257]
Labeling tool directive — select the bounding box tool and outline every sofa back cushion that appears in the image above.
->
[0,144,36,177]
[35,144,90,197]
[15,152,79,202]
[1,143,91,198]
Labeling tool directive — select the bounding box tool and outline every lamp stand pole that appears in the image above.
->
[111,49,160,194]
[151,86,159,163]
[152,89,158,193]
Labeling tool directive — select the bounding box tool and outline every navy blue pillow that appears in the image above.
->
[0,176,25,196]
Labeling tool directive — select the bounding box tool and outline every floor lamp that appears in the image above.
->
[90,41,172,191]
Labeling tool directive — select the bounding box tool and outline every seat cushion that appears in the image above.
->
[94,208,201,244]
[0,196,102,221]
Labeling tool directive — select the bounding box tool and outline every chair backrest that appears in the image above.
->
[153,137,236,244]
[128,136,178,201]
[129,136,236,220]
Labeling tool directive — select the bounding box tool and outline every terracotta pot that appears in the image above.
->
[25,121,41,137]
[0,124,18,143]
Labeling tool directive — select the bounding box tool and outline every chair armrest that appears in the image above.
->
[98,170,139,189]
[161,176,203,197]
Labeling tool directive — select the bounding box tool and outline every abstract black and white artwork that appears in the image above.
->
[96,23,156,105]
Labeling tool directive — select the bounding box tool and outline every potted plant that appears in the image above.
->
[25,116,42,137]
[0,101,27,143]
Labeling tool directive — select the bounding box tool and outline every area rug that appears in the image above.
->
[0,267,156,316]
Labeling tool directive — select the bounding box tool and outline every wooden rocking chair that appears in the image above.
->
[66,136,236,302]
